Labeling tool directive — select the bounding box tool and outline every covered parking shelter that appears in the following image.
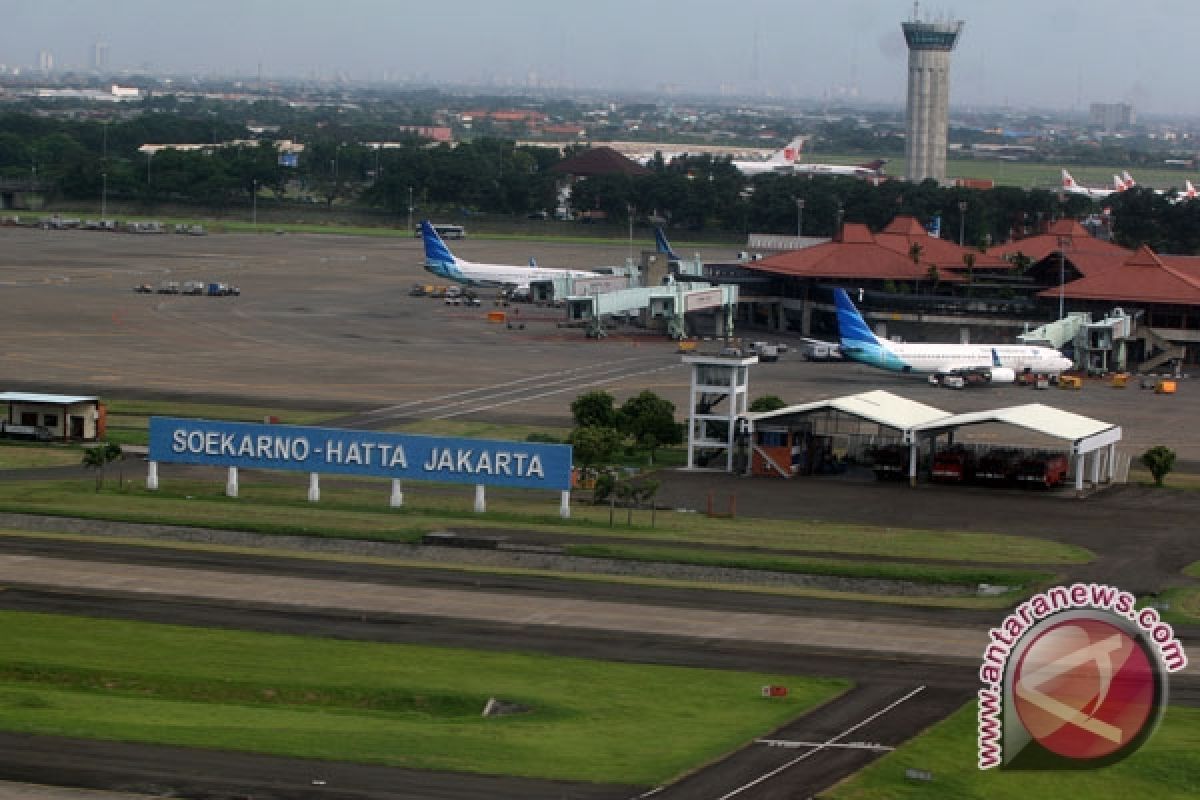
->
[740,390,949,477]
[910,404,1122,492]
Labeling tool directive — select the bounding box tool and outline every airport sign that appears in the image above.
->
[148,417,573,490]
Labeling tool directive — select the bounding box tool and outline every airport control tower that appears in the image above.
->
[902,8,963,184]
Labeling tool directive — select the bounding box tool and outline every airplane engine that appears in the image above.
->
[986,368,1016,383]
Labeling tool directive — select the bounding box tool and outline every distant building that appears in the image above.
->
[37,50,53,72]
[92,41,109,72]
[1089,103,1135,133]
[901,12,963,184]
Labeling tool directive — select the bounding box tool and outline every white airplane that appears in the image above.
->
[789,140,888,178]
[1061,169,1115,199]
[731,137,806,176]
[834,288,1073,385]
[420,220,598,290]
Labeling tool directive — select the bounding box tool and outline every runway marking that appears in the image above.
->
[755,739,894,751]
[432,364,684,419]
[715,686,926,799]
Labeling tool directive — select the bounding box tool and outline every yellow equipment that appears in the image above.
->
[1058,374,1083,390]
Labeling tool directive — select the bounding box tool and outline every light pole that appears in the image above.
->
[101,172,107,220]
[795,197,805,237]
[407,185,413,233]
[1057,235,1070,320]
[627,204,634,262]
[957,199,967,247]
[252,179,258,230]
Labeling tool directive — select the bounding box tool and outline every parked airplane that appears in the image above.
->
[1061,169,1116,199]
[654,227,681,261]
[731,137,806,176]
[419,220,597,289]
[833,288,1073,384]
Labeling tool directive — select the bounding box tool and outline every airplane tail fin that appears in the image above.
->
[529,257,538,268]
[771,137,805,164]
[654,227,681,261]
[833,288,880,350]
[1114,175,1127,191]
[992,348,1003,368]
[1187,180,1197,198]
[420,220,458,268]
[1123,170,1136,186]
[1061,169,1076,188]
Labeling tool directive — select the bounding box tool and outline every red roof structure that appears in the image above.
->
[550,146,651,177]
[989,219,1131,265]
[745,223,963,282]
[875,216,1008,272]
[1038,245,1200,305]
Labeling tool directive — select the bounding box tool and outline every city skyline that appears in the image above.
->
[2,0,1198,115]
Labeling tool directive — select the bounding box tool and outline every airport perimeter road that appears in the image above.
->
[2,227,1199,459]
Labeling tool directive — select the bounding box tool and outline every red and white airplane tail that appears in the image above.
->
[1113,175,1129,192]
[768,137,805,165]
[1184,180,1197,200]
[1122,171,1137,188]
[1061,169,1078,189]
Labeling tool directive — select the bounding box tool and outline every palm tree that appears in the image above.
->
[81,446,106,491]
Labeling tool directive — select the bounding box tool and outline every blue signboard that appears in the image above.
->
[278,153,299,168]
[148,417,573,491]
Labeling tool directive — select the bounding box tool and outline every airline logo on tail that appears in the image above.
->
[419,220,465,280]
[1185,180,1198,200]
[655,227,681,261]
[832,288,907,371]
[1062,169,1078,189]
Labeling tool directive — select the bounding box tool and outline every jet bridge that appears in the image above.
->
[565,282,738,339]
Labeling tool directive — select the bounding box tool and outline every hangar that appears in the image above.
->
[732,390,1122,493]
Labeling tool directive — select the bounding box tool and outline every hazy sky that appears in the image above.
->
[3,0,1197,114]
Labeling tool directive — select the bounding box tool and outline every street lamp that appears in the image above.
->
[407,185,414,233]
[252,179,258,230]
[795,197,805,237]
[1057,235,1071,320]
[101,172,107,220]
[957,200,968,247]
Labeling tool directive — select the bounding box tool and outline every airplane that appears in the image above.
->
[1061,169,1116,199]
[419,220,598,289]
[654,227,681,262]
[793,157,889,178]
[833,288,1073,385]
[730,137,806,176]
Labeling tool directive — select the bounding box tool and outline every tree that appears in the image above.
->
[1141,446,1176,487]
[81,446,107,491]
[105,442,125,488]
[569,425,622,476]
[571,391,617,428]
[749,395,787,413]
[617,390,682,463]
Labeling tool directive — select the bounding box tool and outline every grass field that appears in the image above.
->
[810,155,1199,192]
[0,611,847,784]
[823,701,1200,799]
[0,444,82,469]
[0,477,1091,565]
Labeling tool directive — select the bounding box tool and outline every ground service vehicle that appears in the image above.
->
[1016,452,1070,488]
[931,447,976,483]
[975,448,1023,484]
[868,443,908,481]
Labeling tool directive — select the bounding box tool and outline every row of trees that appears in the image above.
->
[6,108,1200,250]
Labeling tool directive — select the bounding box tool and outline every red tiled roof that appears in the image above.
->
[1038,244,1200,305]
[989,220,1131,263]
[745,223,962,282]
[550,146,651,176]
[876,215,1008,271]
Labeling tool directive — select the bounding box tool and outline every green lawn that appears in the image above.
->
[0,611,847,784]
[823,701,1200,799]
[0,444,82,470]
[102,400,340,448]
[0,477,1091,566]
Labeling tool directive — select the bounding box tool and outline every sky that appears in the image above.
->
[3,0,1198,115]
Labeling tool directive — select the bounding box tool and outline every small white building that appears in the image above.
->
[0,392,104,442]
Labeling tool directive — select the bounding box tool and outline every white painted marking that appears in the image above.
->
[755,739,895,752]
[716,686,926,800]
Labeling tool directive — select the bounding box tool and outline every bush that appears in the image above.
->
[1141,445,1176,487]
